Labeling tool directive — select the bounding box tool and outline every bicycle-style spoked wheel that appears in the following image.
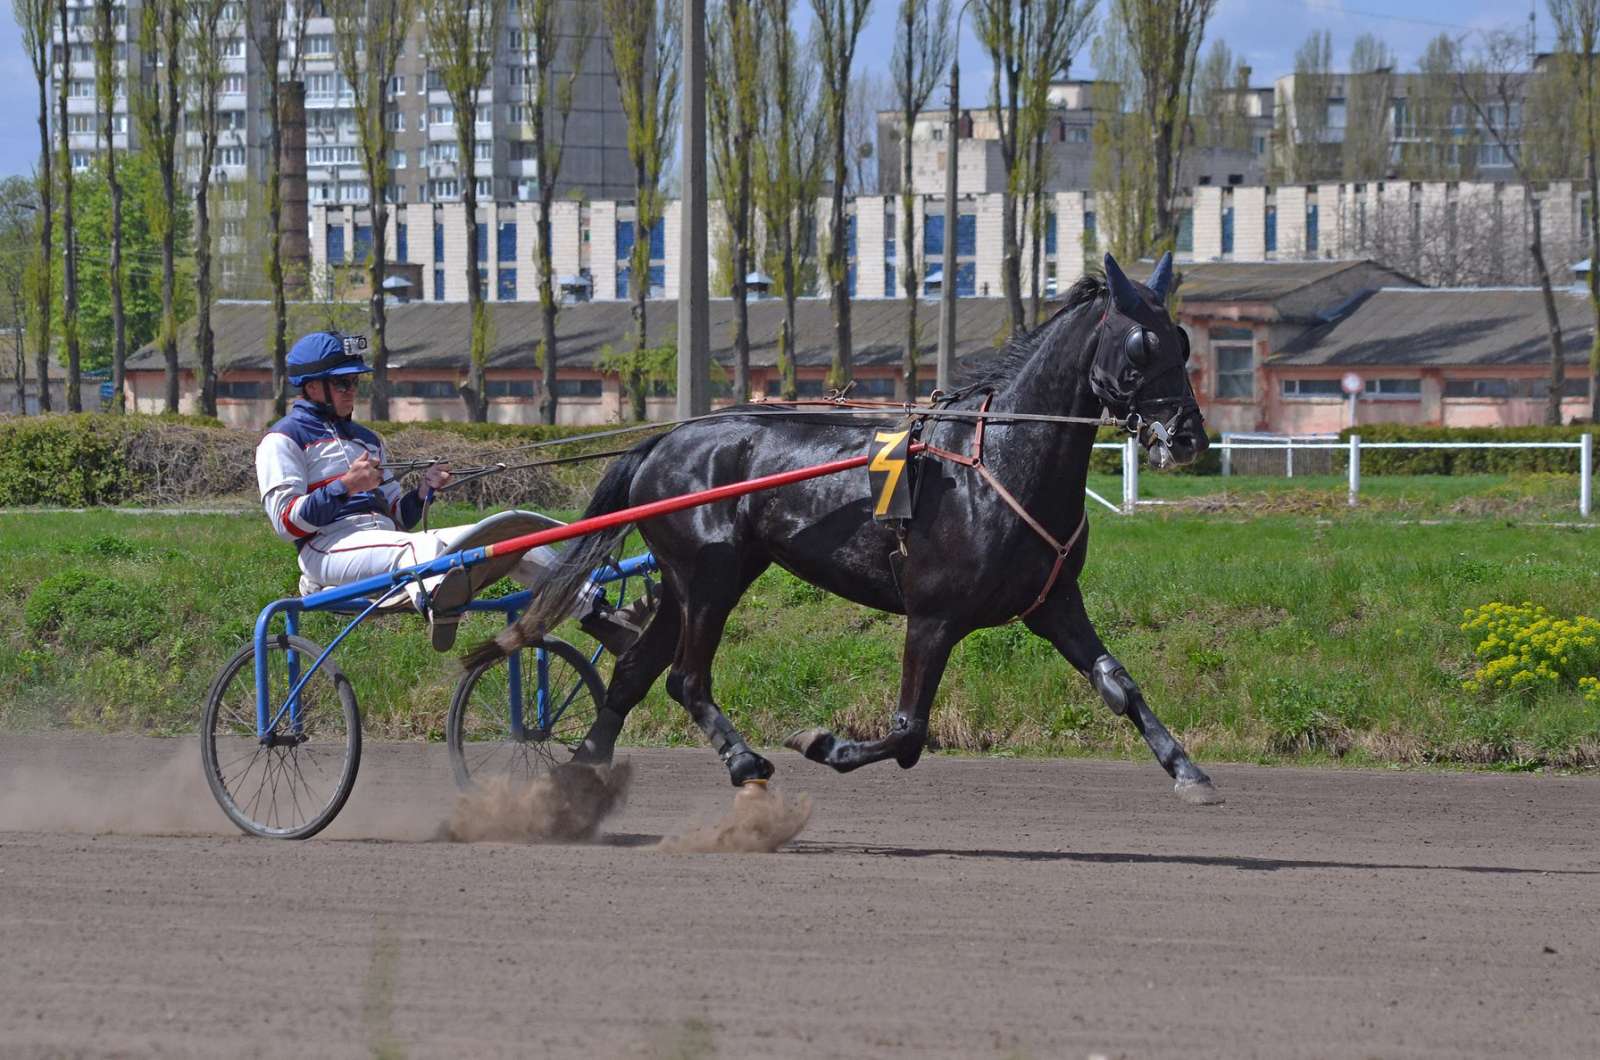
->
[447,637,605,792]
[201,633,361,839]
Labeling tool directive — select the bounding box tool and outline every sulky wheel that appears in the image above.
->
[446,637,606,793]
[201,633,361,840]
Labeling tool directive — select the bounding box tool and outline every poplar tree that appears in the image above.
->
[1343,34,1395,181]
[55,0,83,410]
[244,0,309,415]
[514,0,593,424]
[332,0,415,421]
[890,0,952,397]
[1549,0,1600,422]
[134,0,185,413]
[708,0,764,400]
[16,0,53,412]
[92,0,127,411]
[811,0,873,390]
[603,0,681,417]
[188,0,236,417]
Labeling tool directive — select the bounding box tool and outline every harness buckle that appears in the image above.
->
[1122,411,1144,435]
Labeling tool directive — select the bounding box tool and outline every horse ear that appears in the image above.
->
[1104,253,1140,314]
[1147,252,1173,304]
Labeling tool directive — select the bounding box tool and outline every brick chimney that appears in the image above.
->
[279,80,310,298]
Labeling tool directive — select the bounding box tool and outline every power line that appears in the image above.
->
[1305,2,1509,35]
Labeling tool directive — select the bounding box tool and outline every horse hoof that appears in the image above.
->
[1175,779,1225,806]
[726,751,775,787]
[784,727,836,763]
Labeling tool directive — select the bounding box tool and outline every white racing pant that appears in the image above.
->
[298,515,599,616]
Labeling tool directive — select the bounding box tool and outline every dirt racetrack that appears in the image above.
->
[1,734,1597,1059]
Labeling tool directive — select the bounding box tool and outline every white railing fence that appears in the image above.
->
[1090,433,1597,517]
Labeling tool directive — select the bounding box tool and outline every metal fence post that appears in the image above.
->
[1348,434,1360,508]
[1286,435,1295,478]
[1221,432,1232,477]
[1582,433,1593,518]
[1123,435,1139,513]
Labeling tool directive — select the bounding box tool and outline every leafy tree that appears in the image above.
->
[187,0,239,417]
[1275,30,1333,182]
[92,0,128,411]
[15,0,53,411]
[603,0,681,418]
[1343,34,1395,181]
[331,0,415,421]
[0,176,37,410]
[1548,0,1600,421]
[134,0,185,412]
[56,153,193,374]
[55,0,83,410]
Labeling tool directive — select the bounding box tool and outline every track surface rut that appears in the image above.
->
[2,735,1597,1058]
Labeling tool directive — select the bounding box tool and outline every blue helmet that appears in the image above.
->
[287,331,372,387]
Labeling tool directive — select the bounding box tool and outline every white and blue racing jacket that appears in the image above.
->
[256,400,426,548]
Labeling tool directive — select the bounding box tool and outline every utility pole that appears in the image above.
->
[937,1,973,393]
[677,0,710,416]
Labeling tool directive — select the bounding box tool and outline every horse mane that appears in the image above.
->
[958,274,1106,394]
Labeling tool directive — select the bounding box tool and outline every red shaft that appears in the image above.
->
[483,445,923,559]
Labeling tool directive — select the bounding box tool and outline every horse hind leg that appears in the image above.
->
[572,584,682,766]
[1024,589,1223,805]
[785,616,962,773]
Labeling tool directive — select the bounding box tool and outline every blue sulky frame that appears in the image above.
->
[249,549,658,743]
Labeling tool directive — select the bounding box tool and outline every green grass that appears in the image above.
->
[1,503,1597,768]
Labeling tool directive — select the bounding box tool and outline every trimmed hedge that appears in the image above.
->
[1337,424,1597,475]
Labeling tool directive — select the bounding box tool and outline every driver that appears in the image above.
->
[254,330,647,653]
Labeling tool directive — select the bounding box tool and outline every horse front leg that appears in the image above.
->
[785,616,962,772]
[1025,588,1223,805]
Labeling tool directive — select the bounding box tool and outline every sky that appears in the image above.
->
[0,0,1547,181]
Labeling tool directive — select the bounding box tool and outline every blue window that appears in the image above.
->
[845,216,856,257]
[649,219,665,258]
[396,223,408,263]
[433,267,444,301]
[1306,203,1319,253]
[1044,211,1057,254]
[886,263,896,293]
[1083,211,1097,249]
[554,378,602,398]
[1176,210,1194,253]
[886,227,896,263]
[326,226,345,265]
[433,222,444,261]
[617,266,628,299]
[647,264,665,293]
[616,221,634,259]
[847,263,857,299]
[497,222,516,262]
[956,215,976,256]
[497,268,517,300]
[476,266,487,298]
[353,224,372,263]
[475,222,487,263]
[1266,206,1277,253]
[1221,207,1234,255]
[956,262,976,297]
[924,213,943,251]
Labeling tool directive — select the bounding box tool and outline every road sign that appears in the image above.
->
[1340,372,1363,396]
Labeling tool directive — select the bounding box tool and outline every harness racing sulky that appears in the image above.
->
[201,252,1223,840]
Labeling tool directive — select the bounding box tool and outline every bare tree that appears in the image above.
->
[604,0,681,418]
[978,0,1096,331]
[513,0,593,425]
[91,0,127,411]
[890,0,952,398]
[16,0,53,412]
[187,0,236,417]
[756,0,824,399]
[845,69,889,194]
[1193,38,1250,153]
[244,0,309,415]
[709,0,765,400]
[55,0,82,410]
[424,0,502,423]
[811,0,873,390]
[133,0,184,413]
[1549,0,1600,421]
[1275,29,1332,183]
[1458,30,1567,425]
[1091,23,1153,262]
[1402,34,1462,179]
[331,0,415,421]
[1344,33,1395,181]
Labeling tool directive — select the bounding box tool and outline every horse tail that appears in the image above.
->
[461,430,671,670]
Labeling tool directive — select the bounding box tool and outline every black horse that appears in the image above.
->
[471,252,1222,805]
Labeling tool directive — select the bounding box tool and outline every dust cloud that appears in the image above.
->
[0,745,229,836]
[445,761,632,843]
[657,782,812,853]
